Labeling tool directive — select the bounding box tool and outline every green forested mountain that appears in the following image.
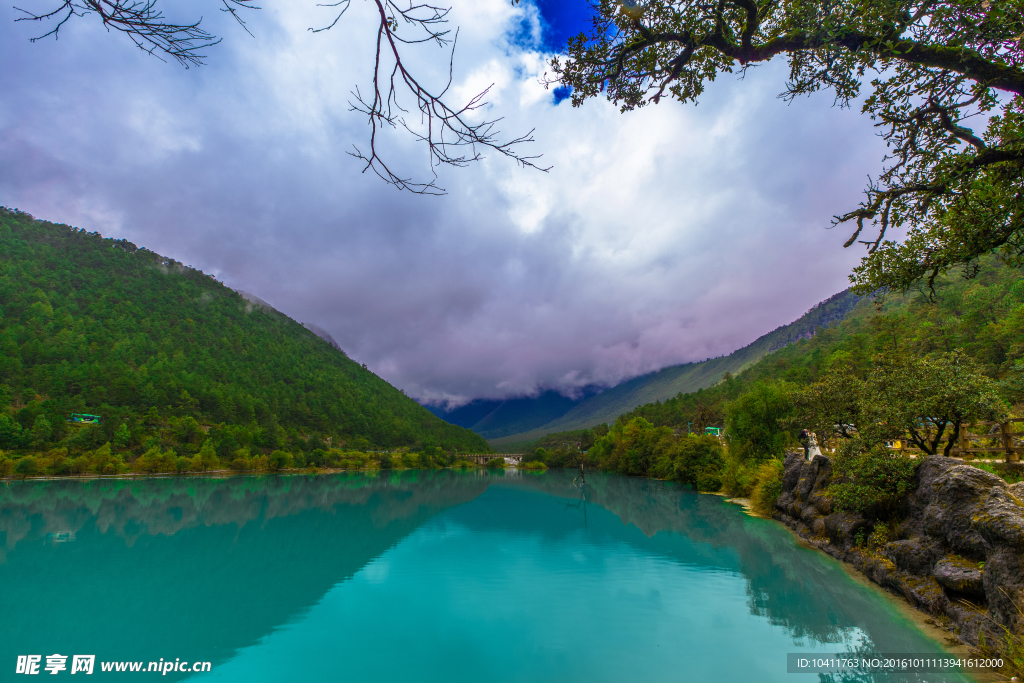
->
[490,289,860,446]
[0,208,489,457]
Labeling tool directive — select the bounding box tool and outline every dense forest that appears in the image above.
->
[523,258,1024,497]
[0,208,489,473]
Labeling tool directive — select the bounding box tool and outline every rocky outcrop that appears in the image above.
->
[775,451,1024,648]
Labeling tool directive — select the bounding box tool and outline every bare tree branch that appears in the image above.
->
[15,0,258,67]
[313,0,549,194]
[16,0,549,193]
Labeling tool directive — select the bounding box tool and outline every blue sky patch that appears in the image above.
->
[552,85,572,105]
[531,0,592,52]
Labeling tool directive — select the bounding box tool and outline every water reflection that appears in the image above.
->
[521,475,889,646]
[0,471,491,669]
[0,470,964,682]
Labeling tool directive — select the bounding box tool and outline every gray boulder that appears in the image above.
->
[772,452,1024,649]
[883,538,943,575]
[983,547,1024,633]
[933,556,985,597]
[824,511,870,546]
[920,463,1004,560]
[972,488,1024,550]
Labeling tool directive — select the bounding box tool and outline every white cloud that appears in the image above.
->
[0,0,888,407]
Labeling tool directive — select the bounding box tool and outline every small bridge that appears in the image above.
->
[456,454,524,465]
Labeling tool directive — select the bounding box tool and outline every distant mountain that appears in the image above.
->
[426,388,603,440]
[489,289,860,445]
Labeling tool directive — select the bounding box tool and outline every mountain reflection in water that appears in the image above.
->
[0,470,968,682]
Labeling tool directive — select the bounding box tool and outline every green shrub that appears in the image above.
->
[750,459,785,517]
[100,454,126,475]
[650,455,674,480]
[269,450,293,470]
[519,460,548,470]
[590,417,674,476]
[828,440,917,519]
[721,452,757,497]
[486,458,506,468]
[867,521,897,550]
[15,456,38,476]
[229,457,250,470]
[672,435,725,491]
[90,442,113,472]
[198,441,220,471]
[134,446,178,473]
[379,453,393,469]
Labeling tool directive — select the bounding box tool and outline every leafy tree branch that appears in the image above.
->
[552,0,1024,292]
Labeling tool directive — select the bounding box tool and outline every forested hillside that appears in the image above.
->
[491,289,860,446]
[0,208,489,459]
[520,258,1024,468]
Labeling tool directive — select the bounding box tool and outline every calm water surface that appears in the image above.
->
[0,470,970,682]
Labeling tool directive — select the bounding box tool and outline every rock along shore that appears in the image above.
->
[775,451,1024,648]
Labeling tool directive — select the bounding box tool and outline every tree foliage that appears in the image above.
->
[792,367,863,444]
[749,458,785,516]
[861,349,1008,454]
[829,439,917,518]
[588,417,726,489]
[725,381,796,462]
[553,0,1024,292]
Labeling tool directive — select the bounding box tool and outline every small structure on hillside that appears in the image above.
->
[69,413,101,424]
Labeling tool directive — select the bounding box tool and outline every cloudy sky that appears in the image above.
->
[0,0,888,407]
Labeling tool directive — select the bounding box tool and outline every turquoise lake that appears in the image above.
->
[0,469,972,682]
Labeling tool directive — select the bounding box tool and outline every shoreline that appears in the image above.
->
[723,496,1001,683]
[0,463,511,483]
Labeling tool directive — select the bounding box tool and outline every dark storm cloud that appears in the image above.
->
[0,0,888,407]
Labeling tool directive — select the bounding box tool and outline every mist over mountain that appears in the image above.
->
[424,388,603,440]
[485,290,861,445]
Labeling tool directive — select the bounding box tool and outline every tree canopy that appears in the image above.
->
[554,0,1024,293]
